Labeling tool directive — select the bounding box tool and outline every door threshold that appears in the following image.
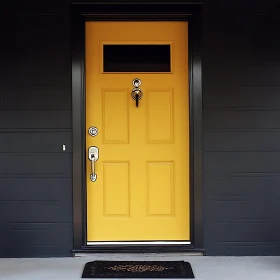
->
[75,252,204,258]
[73,244,205,254]
[73,241,205,254]
[87,241,191,245]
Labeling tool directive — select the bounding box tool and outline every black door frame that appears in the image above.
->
[71,1,204,253]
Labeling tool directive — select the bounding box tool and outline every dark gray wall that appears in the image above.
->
[1,0,280,257]
[203,0,280,255]
[0,0,73,257]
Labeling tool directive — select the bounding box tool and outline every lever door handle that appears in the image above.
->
[88,146,99,182]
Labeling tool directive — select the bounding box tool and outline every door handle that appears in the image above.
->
[88,146,99,182]
[131,78,143,107]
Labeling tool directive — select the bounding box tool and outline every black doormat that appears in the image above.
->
[81,260,195,278]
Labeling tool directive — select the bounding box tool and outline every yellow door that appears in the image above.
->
[86,22,190,242]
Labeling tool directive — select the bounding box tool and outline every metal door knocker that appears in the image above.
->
[131,78,143,107]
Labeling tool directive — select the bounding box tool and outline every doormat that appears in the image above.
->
[81,260,195,278]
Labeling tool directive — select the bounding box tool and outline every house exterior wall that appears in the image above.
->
[203,0,280,255]
[0,0,279,257]
[0,0,73,257]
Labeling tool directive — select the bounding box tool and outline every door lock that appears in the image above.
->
[88,146,99,182]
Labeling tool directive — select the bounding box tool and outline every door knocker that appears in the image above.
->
[131,78,143,107]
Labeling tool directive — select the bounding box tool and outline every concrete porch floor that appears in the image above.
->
[0,254,280,280]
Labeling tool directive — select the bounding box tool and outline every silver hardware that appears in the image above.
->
[88,146,99,182]
[88,126,98,137]
[132,78,141,88]
[131,88,143,101]
[62,144,66,151]
[131,78,143,101]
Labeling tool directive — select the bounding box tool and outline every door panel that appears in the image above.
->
[86,22,190,242]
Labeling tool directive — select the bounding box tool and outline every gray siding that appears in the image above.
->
[0,0,72,257]
[203,0,280,255]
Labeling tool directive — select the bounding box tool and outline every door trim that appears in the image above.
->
[71,1,204,254]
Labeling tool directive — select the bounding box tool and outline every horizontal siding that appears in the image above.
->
[0,131,72,153]
[0,0,72,257]
[3,86,71,110]
[204,131,280,151]
[0,154,71,177]
[0,178,72,201]
[0,15,71,87]
[0,202,72,223]
[204,110,280,130]
[0,111,71,129]
[204,86,280,109]
[204,152,280,174]
[203,0,280,255]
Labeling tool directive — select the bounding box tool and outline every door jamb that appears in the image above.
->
[71,1,204,254]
